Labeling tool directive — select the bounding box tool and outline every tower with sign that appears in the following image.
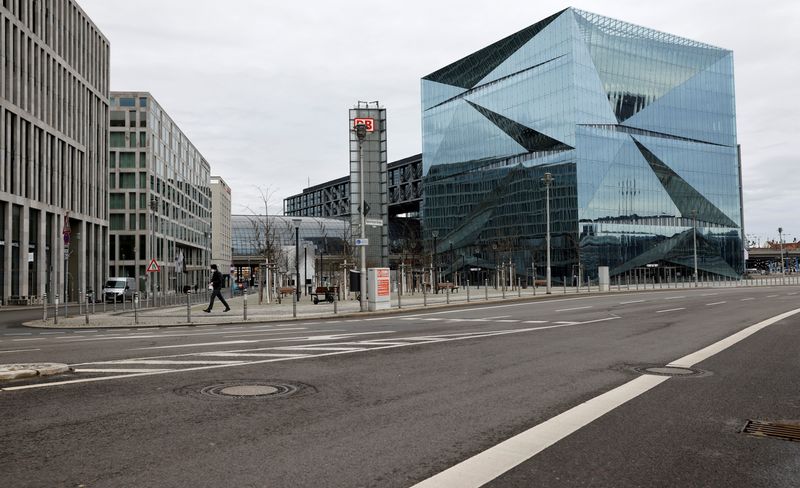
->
[349,102,388,269]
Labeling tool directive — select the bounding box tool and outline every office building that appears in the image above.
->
[108,92,211,294]
[421,7,744,282]
[1,0,110,304]
[210,175,232,285]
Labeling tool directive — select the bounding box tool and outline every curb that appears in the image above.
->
[0,363,71,381]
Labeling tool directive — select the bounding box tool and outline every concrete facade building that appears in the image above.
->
[107,92,211,295]
[1,0,110,304]
[210,175,232,284]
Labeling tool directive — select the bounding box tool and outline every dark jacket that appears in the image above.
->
[210,270,223,290]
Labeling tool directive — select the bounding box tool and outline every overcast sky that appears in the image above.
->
[80,0,799,245]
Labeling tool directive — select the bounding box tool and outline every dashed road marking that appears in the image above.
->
[656,308,685,313]
[0,348,41,354]
[706,302,727,306]
[663,296,686,300]
[619,300,645,305]
[555,306,592,312]
[740,298,754,301]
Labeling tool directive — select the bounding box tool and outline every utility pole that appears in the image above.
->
[542,172,554,294]
[692,209,698,287]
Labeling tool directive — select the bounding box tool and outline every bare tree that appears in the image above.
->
[244,185,284,304]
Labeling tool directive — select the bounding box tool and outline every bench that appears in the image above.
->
[310,286,339,304]
[277,287,296,297]
[436,282,458,293]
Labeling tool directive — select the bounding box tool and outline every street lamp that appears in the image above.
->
[292,218,302,300]
[432,230,439,293]
[149,197,159,304]
[691,209,698,287]
[355,122,368,312]
[541,172,554,294]
[778,227,785,280]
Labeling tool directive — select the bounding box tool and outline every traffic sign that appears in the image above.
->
[146,258,161,273]
[366,218,383,227]
[355,238,369,246]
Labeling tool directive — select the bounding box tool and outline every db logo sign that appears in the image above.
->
[353,118,375,132]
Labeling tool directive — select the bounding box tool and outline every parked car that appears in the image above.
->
[103,277,136,302]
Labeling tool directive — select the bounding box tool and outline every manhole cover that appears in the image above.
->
[742,420,800,442]
[218,385,279,396]
[175,380,315,400]
[631,365,707,377]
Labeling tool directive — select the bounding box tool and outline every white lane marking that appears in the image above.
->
[2,320,623,391]
[106,360,246,365]
[5,333,32,336]
[669,307,800,368]
[700,293,718,297]
[767,295,778,298]
[523,320,548,324]
[12,338,47,342]
[74,368,172,373]
[554,321,577,325]
[194,352,311,358]
[422,318,443,321]
[272,346,363,352]
[411,375,668,488]
[496,320,520,323]
[482,316,512,320]
[39,332,64,335]
[740,298,755,301]
[555,306,592,312]
[413,308,800,488]
[0,348,41,354]
[619,300,645,304]
[656,308,685,313]
[663,296,686,300]
[132,340,258,350]
[706,302,727,306]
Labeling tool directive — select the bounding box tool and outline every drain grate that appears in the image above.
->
[741,420,800,442]
[175,379,315,400]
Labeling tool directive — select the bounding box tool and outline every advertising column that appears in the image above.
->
[368,267,390,311]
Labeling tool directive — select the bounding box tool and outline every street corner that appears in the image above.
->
[0,363,71,381]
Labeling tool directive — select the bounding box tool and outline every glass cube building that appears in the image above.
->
[421,7,743,282]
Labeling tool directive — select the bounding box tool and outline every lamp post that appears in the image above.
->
[355,122,368,312]
[541,172,553,294]
[292,218,302,300]
[149,197,159,305]
[432,230,439,293]
[778,227,785,281]
[492,243,498,289]
[691,209,698,287]
[449,241,453,284]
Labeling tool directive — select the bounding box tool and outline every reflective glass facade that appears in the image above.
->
[421,8,743,281]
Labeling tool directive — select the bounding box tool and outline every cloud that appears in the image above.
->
[80,0,800,242]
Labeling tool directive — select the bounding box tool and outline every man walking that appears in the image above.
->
[204,264,230,313]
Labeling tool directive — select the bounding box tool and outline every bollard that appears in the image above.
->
[244,289,248,321]
[79,291,83,316]
[92,293,96,314]
[485,280,488,301]
[466,280,470,303]
[84,294,90,325]
[533,278,536,296]
[446,285,450,304]
[502,283,506,299]
[186,291,192,324]
[398,278,402,310]
[122,295,126,312]
[423,284,428,307]
[292,288,296,318]
[563,277,566,294]
[54,294,59,325]
[133,293,139,325]
[518,278,521,297]
[334,292,338,314]
[43,293,48,323]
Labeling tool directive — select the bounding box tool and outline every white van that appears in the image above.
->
[103,277,136,302]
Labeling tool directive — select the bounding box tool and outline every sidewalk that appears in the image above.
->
[23,276,798,329]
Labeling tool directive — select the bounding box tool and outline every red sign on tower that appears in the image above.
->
[353,118,374,132]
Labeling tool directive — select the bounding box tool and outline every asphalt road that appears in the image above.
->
[1,285,799,487]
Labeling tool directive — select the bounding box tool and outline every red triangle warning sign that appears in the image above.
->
[146,258,161,273]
